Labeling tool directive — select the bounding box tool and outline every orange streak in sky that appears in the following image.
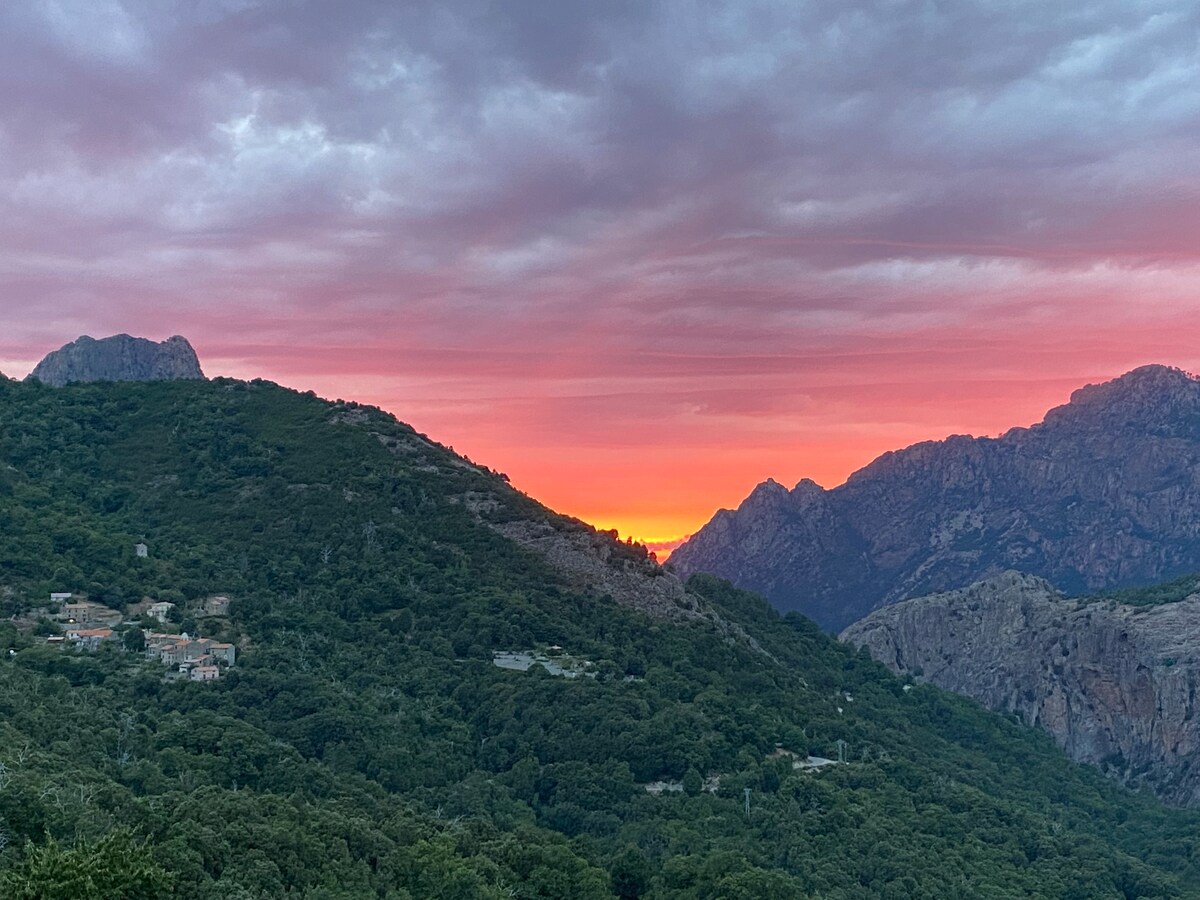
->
[47,312,1200,558]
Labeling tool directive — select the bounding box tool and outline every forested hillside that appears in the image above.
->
[2,375,1199,898]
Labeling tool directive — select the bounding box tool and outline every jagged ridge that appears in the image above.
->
[672,365,1200,631]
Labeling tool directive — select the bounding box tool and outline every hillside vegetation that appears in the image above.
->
[2,376,1199,898]
[1089,572,1200,607]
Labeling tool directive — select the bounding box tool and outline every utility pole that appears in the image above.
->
[744,787,752,821]
[835,739,847,764]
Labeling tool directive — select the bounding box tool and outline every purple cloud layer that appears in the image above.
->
[2,0,1199,539]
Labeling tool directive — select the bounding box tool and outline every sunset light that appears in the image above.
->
[8,3,1200,895]
[2,1,1198,559]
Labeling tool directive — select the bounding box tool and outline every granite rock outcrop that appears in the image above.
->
[842,571,1200,806]
[29,334,205,386]
[672,366,1200,630]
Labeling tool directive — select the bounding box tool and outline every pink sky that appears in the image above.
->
[6,317,1196,551]
[3,2,1200,549]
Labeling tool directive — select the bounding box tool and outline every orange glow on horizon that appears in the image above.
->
[116,333,1200,561]
[10,0,1200,585]
[382,361,1192,555]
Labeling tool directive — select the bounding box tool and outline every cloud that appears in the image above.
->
[2,0,1200,540]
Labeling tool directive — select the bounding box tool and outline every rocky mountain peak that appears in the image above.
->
[28,334,206,387]
[1079,363,1196,399]
[672,364,1200,631]
[1038,365,1200,433]
[741,477,790,509]
[791,477,826,497]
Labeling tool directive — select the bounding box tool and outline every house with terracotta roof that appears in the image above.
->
[206,641,236,665]
[142,630,238,670]
[65,628,115,651]
[159,640,193,666]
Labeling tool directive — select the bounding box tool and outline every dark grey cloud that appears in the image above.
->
[3,0,1199,377]
[0,6,1185,228]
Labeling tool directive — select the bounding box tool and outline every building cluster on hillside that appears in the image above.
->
[47,593,123,651]
[44,592,236,682]
[144,632,235,680]
[45,627,108,650]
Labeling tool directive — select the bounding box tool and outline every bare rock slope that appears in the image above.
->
[672,365,1200,631]
[843,571,1200,806]
[352,403,768,655]
[29,334,205,386]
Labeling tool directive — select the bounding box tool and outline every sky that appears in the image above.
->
[2,0,1200,552]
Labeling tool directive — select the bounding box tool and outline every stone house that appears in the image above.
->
[159,641,192,666]
[203,595,231,617]
[148,601,176,623]
[143,632,178,659]
[143,631,236,668]
[59,602,121,627]
[206,641,236,666]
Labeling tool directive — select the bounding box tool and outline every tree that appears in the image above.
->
[0,830,174,899]
[611,846,652,899]
[122,628,146,653]
[32,619,60,637]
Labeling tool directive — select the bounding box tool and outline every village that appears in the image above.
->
[42,589,237,683]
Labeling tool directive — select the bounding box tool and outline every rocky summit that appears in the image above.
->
[842,571,1200,807]
[28,333,205,386]
[671,365,1200,631]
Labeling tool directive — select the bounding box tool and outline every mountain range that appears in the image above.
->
[4,336,1199,897]
[671,365,1200,632]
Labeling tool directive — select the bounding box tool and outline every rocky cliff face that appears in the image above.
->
[842,571,1200,806]
[671,365,1200,631]
[29,334,205,386]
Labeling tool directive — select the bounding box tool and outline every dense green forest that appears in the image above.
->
[2,375,1200,898]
